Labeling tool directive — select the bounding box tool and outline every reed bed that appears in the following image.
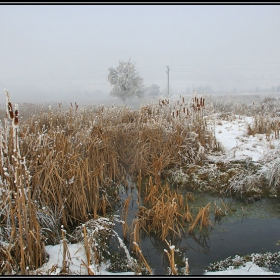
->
[0,89,219,274]
[137,183,185,241]
[2,89,278,274]
[134,178,213,243]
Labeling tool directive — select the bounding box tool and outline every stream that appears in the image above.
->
[112,180,280,275]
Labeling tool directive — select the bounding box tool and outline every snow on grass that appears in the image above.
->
[204,262,279,275]
[33,113,280,276]
[36,242,135,275]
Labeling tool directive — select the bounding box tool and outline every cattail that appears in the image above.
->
[14,104,19,126]
[8,102,14,119]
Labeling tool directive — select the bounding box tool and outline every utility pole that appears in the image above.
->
[166,66,170,98]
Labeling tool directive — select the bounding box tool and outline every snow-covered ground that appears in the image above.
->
[39,242,135,275]
[32,114,280,275]
[211,115,280,162]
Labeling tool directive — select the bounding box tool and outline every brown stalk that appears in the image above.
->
[164,239,178,275]
[122,193,132,239]
[133,242,152,274]
[188,202,211,233]
[82,224,92,275]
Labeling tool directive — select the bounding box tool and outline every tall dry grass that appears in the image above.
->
[0,90,219,274]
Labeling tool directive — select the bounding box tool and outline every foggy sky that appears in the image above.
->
[1,4,280,104]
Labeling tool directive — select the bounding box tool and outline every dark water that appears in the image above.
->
[113,184,280,275]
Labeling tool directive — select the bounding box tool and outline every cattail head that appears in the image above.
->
[14,103,19,126]
[7,102,14,119]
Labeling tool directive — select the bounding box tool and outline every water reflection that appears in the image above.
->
[187,231,212,254]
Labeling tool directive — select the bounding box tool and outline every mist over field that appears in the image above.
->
[1,4,280,105]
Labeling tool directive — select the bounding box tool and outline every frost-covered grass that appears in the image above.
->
[204,251,280,275]
[1,89,280,275]
[0,90,217,275]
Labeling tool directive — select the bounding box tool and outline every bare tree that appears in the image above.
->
[108,59,144,102]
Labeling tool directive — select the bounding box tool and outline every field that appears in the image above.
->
[1,89,280,275]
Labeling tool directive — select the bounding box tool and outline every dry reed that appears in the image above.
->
[0,89,220,274]
[133,242,152,274]
[188,202,212,233]
[122,193,132,239]
[164,239,178,275]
